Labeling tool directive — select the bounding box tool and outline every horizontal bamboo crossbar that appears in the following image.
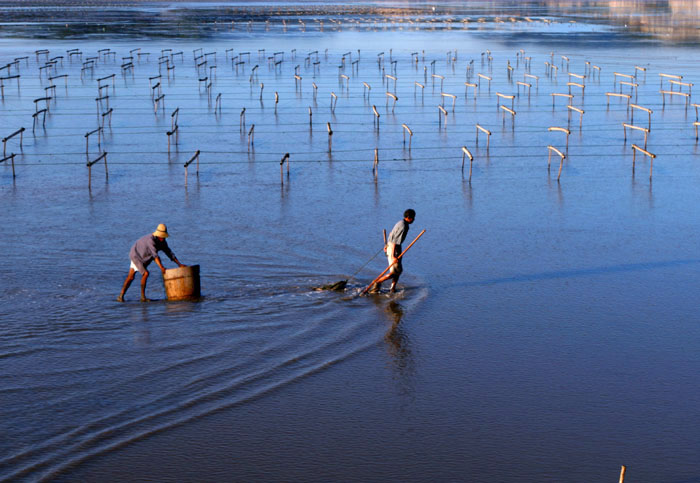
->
[547,145,565,158]
[500,105,515,116]
[184,150,201,168]
[660,90,689,97]
[567,105,584,114]
[3,127,24,142]
[607,92,631,99]
[623,123,649,133]
[461,146,473,161]
[659,73,682,80]
[476,124,491,135]
[496,92,515,100]
[631,144,655,158]
[548,127,570,135]
[630,104,652,114]
[614,72,634,80]
[86,151,107,167]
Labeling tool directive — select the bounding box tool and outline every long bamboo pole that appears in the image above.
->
[361,229,426,295]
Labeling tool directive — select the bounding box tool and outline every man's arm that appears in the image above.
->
[161,242,185,267]
[154,256,167,274]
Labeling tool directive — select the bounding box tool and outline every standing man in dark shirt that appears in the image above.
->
[371,209,415,293]
[117,224,185,302]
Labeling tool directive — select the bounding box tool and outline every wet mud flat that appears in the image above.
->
[3,2,700,482]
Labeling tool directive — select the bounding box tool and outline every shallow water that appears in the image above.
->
[3,2,700,481]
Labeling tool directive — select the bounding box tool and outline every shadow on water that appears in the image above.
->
[445,258,700,289]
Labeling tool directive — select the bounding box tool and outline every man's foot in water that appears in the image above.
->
[369,282,382,293]
[140,297,151,302]
[117,295,124,302]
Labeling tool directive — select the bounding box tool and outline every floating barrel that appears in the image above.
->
[163,265,200,300]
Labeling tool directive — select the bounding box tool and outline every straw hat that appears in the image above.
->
[153,223,169,238]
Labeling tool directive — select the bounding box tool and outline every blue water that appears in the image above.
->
[2,2,700,481]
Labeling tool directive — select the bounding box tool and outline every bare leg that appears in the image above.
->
[140,270,151,302]
[372,271,396,292]
[389,273,400,293]
[117,268,136,302]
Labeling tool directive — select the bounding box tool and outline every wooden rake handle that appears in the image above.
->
[361,229,426,295]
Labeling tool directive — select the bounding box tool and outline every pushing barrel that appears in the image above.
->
[163,265,200,300]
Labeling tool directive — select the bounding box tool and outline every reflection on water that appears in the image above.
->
[0,1,699,42]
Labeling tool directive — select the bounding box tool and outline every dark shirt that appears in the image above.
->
[129,234,175,273]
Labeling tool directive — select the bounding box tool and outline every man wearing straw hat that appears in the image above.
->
[370,208,415,293]
[117,224,185,302]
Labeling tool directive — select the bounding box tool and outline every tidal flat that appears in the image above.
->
[2,1,700,481]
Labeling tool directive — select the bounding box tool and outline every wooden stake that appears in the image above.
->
[372,105,380,128]
[496,92,515,110]
[402,124,413,151]
[3,127,25,157]
[477,73,491,91]
[476,124,491,150]
[86,151,108,189]
[0,153,16,178]
[386,92,398,112]
[373,148,378,175]
[327,122,333,152]
[551,93,573,108]
[438,105,448,128]
[631,144,656,180]
[280,152,290,180]
[548,126,571,152]
[547,145,566,181]
[623,123,649,149]
[461,146,474,180]
[184,150,200,186]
